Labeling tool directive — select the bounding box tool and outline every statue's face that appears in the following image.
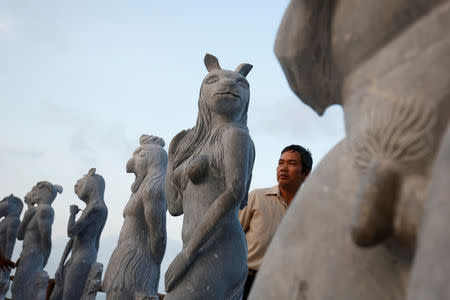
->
[126,145,152,177]
[0,195,22,216]
[24,192,37,206]
[201,69,250,120]
[74,175,93,201]
[26,182,51,204]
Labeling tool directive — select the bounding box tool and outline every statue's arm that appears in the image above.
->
[239,191,256,233]
[165,171,182,216]
[36,206,54,267]
[185,128,252,259]
[165,129,188,216]
[17,208,36,240]
[58,238,73,270]
[144,192,167,264]
[68,208,100,238]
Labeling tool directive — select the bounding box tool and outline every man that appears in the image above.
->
[239,144,312,299]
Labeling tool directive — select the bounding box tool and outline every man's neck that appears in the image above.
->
[279,184,301,207]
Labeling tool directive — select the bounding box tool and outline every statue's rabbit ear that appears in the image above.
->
[88,168,96,176]
[204,54,221,72]
[53,184,63,194]
[235,63,253,77]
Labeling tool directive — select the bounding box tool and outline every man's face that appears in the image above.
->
[277,151,307,187]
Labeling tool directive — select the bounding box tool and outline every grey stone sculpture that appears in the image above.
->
[33,270,50,300]
[50,168,108,300]
[408,124,450,299]
[0,194,23,299]
[103,135,167,300]
[164,54,255,299]
[11,181,63,300]
[80,262,103,300]
[249,1,450,299]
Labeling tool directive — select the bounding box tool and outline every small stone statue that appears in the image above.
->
[11,181,62,300]
[50,168,108,300]
[103,135,167,300]
[0,194,23,298]
[249,1,450,299]
[164,54,255,299]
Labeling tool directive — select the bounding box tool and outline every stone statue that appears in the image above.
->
[11,181,62,300]
[249,1,450,299]
[408,125,450,299]
[80,262,103,300]
[164,54,255,299]
[50,168,108,300]
[103,134,167,300]
[0,194,23,298]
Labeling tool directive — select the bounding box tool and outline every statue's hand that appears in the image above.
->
[165,249,193,292]
[70,205,80,215]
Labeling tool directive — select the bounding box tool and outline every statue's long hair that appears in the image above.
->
[138,135,168,202]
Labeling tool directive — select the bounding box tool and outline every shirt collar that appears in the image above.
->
[265,185,287,208]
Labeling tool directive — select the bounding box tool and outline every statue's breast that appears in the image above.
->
[187,155,209,184]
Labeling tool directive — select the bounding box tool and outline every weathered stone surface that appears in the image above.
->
[12,182,62,300]
[408,125,450,299]
[163,54,255,299]
[50,168,108,300]
[103,135,167,300]
[250,1,450,299]
[33,270,49,300]
[80,262,103,300]
[0,194,23,299]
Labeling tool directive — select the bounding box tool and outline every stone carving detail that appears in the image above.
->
[50,168,108,300]
[33,270,49,300]
[249,1,450,299]
[350,97,437,248]
[11,181,62,300]
[0,194,23,298]
[164,54,255,299]
[103,135,167,300]
[80,262,103,300]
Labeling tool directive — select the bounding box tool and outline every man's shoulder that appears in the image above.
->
[249,186,278,199]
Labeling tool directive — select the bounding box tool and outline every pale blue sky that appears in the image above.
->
[1,1,344,295]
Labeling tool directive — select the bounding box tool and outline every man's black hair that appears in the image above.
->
[281,145,313,175]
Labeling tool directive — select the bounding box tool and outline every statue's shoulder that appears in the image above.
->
[90,203,108,218]
[36,205,54,219]
[222,126,251,142]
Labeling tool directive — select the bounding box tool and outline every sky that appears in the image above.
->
[0,0,345,296]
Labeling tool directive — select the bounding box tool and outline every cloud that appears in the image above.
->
[250,96,345,141]
[0,12,18,36]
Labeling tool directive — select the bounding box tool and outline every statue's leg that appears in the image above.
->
[49,280,64,300]
[62,258,94,300]
[165,234,247,300]
[12,251,44,299]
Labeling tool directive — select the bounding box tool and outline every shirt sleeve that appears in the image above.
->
[239,190,255,232]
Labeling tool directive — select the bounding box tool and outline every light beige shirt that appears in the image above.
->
[239,185,287,270]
